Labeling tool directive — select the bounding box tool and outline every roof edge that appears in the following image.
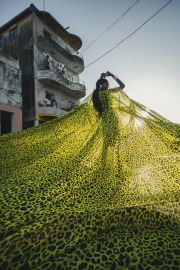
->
[0,4,82,50]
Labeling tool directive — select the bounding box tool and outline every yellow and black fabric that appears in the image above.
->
[0,88,179,269]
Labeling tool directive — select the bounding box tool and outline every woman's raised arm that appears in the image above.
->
[105,71,125,89]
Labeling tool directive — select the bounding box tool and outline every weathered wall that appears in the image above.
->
[0,16,30,58]
[0,15,35,128]
[0,55,22,107]
[0,10,84,128]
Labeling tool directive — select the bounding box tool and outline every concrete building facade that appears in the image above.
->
[0,54,22,134]
[0,4,86,130]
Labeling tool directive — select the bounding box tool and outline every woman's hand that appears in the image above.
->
[105,71,114,77]
[106,71,125,89]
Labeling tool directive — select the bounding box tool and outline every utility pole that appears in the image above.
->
[43,0,46,11]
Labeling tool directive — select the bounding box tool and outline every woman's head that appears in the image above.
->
[96,78,109,91]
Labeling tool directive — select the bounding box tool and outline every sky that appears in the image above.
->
[0,0,179,123]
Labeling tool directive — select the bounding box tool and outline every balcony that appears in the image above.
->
[37,70,86,99]
[36,100,76,119]
[37,106,66,118]
[37,32,84,74]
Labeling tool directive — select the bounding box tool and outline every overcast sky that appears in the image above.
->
[0,0,179,123]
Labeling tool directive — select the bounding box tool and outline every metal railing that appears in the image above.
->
[37,31,84,61]
[37,69,86,92]
[38,100,76,112]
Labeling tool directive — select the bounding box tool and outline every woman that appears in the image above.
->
[0,70,179,270]
[92,71,125,115]
[92,71,126,149]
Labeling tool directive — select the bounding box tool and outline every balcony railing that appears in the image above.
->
[37,106,66,117]
[37,100,76,118]
[37,33,84,74]
[37,70,86,98]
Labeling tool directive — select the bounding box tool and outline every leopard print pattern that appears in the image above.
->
[0,88,179,269]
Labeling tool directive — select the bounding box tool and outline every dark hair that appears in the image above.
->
[92,78,108,115]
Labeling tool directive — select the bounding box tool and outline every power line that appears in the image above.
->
[85,0,174,69]
[81,0,141,53]
[0,88,21,106]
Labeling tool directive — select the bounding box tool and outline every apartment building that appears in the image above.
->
[0,53,22,134]
[0,4,86,129]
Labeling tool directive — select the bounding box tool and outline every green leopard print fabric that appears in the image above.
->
[0,88,179,269]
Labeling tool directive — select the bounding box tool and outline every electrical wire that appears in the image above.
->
[0,87,21,106]
[85,0,174,69]
[81,0,141,53]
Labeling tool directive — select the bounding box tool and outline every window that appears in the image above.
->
[43,29,51,39]
[10,26,18,41]
[0,36,5,48]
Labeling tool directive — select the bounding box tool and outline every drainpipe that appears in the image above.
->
[34,119,39,126]
[11,113,15,132]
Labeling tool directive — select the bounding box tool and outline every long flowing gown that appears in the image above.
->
[0,87,179,269]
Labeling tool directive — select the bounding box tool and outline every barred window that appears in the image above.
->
[0,36,4,47]
[10,26,18,41]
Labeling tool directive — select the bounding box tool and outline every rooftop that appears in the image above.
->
[0,4,82,50]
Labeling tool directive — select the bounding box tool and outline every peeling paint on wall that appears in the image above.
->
[0,55,22,107]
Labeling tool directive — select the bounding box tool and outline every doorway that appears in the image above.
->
[0,110,12,135]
